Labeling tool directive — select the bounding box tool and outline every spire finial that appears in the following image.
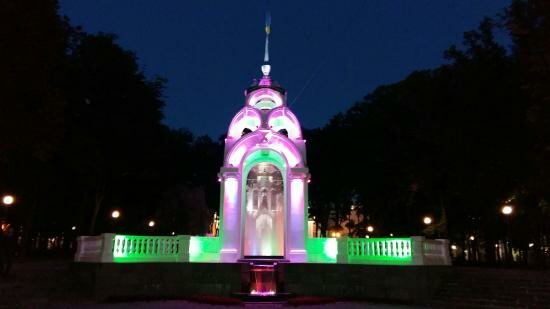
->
[262,0,271,76]
[264,2,271,63]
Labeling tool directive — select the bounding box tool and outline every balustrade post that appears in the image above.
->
[411,236,425,265]
[100,233,115,263]
[337,237,349,264]
[436,238,452,265]
[176,235,190,262]
[74,236,85,262]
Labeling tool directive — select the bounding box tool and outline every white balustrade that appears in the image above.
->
[344,237,413,265]
[75,233,450,265]
[112,235,189,262]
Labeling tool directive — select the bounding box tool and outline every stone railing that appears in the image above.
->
[345,237,413,265]
[75,234,449,265]
[112,234,188,262]
[75,234,220,263]
[306,236,451,265]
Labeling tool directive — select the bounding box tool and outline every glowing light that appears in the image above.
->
[290,178,304,215]
[189,236,221,262]
[367,225,374,233]
[423,216,433,225]
[469,235,475,241]
[365,235,370,238]
[494,244,499,248]
[451,245,457,250]
[261,64,271,76]
[501,205,513,215]
[324,238,338,260]
[148,220,155,227]
[2,195,14,205]
[189,237,200,257]
[171,231,175,235]
[224,178,238,207]
[71,226,77,231]
[251,290,276,296]
[528,243,534,248]
[390,233,394,237]
[111,210,121,219]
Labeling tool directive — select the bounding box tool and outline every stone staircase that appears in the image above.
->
[430,267,550,308]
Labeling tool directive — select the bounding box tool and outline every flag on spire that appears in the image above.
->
[265,6,271,35]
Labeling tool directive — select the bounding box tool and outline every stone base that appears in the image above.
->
[219,249,239,263]
[287,249,307,263]
[72,262,450,303]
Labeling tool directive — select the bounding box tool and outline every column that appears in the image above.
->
[287,168,309,262]
[219,167,241,262]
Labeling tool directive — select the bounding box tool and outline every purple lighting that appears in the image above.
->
[219,63,309,262]
[250,290,276,296]
[250,265,277,296]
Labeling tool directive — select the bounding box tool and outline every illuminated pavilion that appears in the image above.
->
[75,11,450,267]
[218,62,309,262]
[72,10,451,301]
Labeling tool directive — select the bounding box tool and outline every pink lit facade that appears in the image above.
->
[219,65,309,262]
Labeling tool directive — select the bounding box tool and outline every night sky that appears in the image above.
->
[59,1,510,138]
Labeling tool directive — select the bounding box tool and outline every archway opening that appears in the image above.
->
[244,162,284,257]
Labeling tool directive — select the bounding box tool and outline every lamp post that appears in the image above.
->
[501,205,513,263]
[1,194,15,225]
[422,215,434,238]
[109,210,121,233]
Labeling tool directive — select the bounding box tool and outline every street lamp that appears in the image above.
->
[367,225,374,233]
[501,205,514,263]
[111,210,121,219]
[501,205,513,215]
[148,220,155,228]
[423,216,433,225]
[2,195,15,206]
[1,195,15,226]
